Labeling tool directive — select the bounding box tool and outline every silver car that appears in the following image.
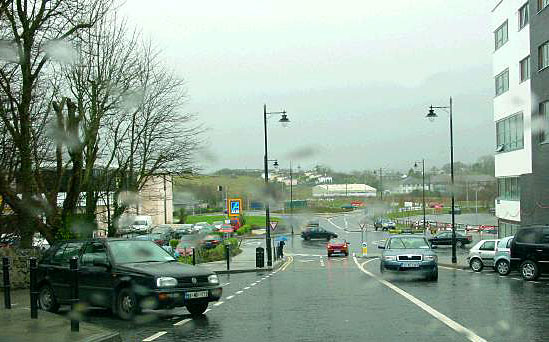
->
[467,239,499,272]
[494,235,514,276]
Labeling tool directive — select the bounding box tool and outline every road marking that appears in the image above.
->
[221,282,230,287]
[226,295,235,300]
[319,256,325,267]
[173,318,191,327]
[512,278,522,281]
[353,256,488,342]
[251,283,257,286]
[244,286,251,290]
[143,331,168,341]
[262,277,267,280]
[204,309,211,314]
[236,291,243,294]
[213,301,224,306]
[280,256,294,271]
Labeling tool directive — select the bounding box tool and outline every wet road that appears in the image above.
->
[74,213,548,342]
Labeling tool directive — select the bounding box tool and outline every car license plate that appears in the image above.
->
[185,291,209,299]
[401,262,419,268]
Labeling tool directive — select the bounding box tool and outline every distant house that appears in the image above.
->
[394,177,430,194]
[312,184,377,198]
[430,174,495,194]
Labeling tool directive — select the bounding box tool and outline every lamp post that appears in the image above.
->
[263,105,289,267]
[414,159,426,232]
[426,97,456,264]
[290,161,294,235]
[374,169,384,200]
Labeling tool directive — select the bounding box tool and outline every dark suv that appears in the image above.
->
[301,227,337,241]
[510,226,549,281]
[37,239,222,319]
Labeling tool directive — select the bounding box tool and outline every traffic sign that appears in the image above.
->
[228,198,242,217]
[359,223,366,230]
[269,221,278,231]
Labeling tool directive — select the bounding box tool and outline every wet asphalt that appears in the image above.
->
[69,212,549,342]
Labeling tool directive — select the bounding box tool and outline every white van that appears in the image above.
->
[132,215,153,233]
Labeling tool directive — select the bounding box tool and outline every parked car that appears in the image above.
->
[173,224,194,240]
[131,215,153,234]
[374,218,396,231]
[36,239,222,319]
[135,232,171,246]
[301,227,337,241]
[378,235,438,281]
[174,235,199,257]
[212,221,224,231]
[152,224,173,235]
[447,206,462,215]
[193,222,209,233]
[326,239,349,257]
[201,235,223,249]
[467,239,499,272]
[510,226,549,281]
[428,231,472,248]
[494,235,514,276]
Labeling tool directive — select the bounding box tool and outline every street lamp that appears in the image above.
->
[374,168,385,200]
[425,97,456,264]
[414,159,427,232]
[263,104,290,267]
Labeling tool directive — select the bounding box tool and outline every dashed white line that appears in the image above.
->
[236,291,243,294]
[213,301,224,306]
[173,318,192,327]
[221,282,230,287]
[143,331,167,341]
[226,295,235,300]
[250,283,257,286]
[353,256,488,342]
[512,277,522,281]
[204,309,211,314]
[244,286,251,290]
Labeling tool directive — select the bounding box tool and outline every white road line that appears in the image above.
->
[143,331,167,342]
[204,309,211,314]
[236,291,243,294]
[226,295,235,300]
[512,278,522,281]
[213,301,224,306]
[244,286,251,290]
[250,283,257,286]
[221,282,230,287]
[173,318,191,327]
[353,256,488,342]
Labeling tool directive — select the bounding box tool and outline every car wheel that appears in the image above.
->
[327,252,332,257]
[496,260,511,276]
[39,284,59,313]
[186,301,209,316]
[469,258,483,272]
[427,269,438,281]
[304,236,311,241]
[344,252,348,257]
[520,260,540,281]
[456,241,463,248]
[117,287,138,320]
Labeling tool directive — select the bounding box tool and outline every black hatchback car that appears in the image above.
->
[37,239,222,320]
[301,227,338,241]
[428,231,472,248]
[510,225,549,281]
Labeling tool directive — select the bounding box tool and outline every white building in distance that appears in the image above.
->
[312,184,377,198]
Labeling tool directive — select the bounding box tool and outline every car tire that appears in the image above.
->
[456,241,463,248]
[469,258,483,272]
[186,301,209,316]
[327,252,332,257]
[520,260,540,281]
[304,236,311,241]
[496,259,511,276]
[427,269,438,281]
[116,287,139,320]
[38,284,59,313]
[344,252,348,257]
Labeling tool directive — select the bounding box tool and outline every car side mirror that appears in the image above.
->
[93,257,110,269]
[378,245,385,249]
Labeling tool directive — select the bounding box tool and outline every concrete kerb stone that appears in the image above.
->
[211,257,286,275]
[438,262,469,270]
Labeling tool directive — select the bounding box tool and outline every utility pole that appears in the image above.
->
[290,162,294,235]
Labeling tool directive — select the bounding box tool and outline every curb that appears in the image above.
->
[438,262,469,270]
[210,259,286,275]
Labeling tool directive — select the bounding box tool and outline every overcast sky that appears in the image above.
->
[121,1,495,173]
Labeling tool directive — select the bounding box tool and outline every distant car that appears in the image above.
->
[429,202,443,208]
[510,226,549,281]
[326,239,349,257]
[131,215,153,234]
[374,218,395,231]
[193,222,209,233]
[428,231,472,248]
[467,239,499,272]
[36,239,222,319]
[212,221,224,230]
[379,235,438,281]
[173,225,194,240]
[301,227,337,241]
[305,220,320,228]
[494,236,513,276]
[174,235,198,257]
[478,225,497,234]
[201,235,222,249]
[135,232,171,246]
[447,206,462,215]
[340,205,354,210]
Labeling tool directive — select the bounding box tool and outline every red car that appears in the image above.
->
[327,239,350,257]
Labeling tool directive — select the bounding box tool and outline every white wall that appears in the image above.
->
[492,0,532,178]
[495,199,521,221]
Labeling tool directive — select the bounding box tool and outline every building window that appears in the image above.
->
[541,101,549,143]
[540,41,549,70]
[496,113,524,152]
[498,221,520,238]
[495,69,509,96]
[520,56,530,82]
[494,21,508,50]
[498,177,520,201]
[519,3,529,29]
[539,0,549,11]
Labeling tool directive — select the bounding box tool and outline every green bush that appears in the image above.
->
[178,238,241,264]
[169,239,179,249]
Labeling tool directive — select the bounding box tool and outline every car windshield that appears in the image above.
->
[331,239,346,244]
[133,221,147,225]
[389,237,430,249]
[109,240,174,264]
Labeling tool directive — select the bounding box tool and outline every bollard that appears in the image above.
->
[70,257,79,332]
[192,248,196,265]
[256,247,264,268]
[225,243,230,271]
[29,257,38,319]
[3,257,11,309]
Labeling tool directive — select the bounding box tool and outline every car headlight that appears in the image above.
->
[208,274,219,284]
[156,277,178,287]
[384,255,397,261]
[424,255,438,262]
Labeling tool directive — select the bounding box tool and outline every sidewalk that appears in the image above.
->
[0,290,120,342]
[437,254,469,269]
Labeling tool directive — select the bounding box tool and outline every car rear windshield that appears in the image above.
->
[109,240,174,264]
[515,229,538,244]
[388,237,430,249]
[331,239,346,244]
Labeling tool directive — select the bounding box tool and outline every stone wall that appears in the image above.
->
[0,248,43,290]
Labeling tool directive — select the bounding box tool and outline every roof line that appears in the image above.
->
[491,0,504,13]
